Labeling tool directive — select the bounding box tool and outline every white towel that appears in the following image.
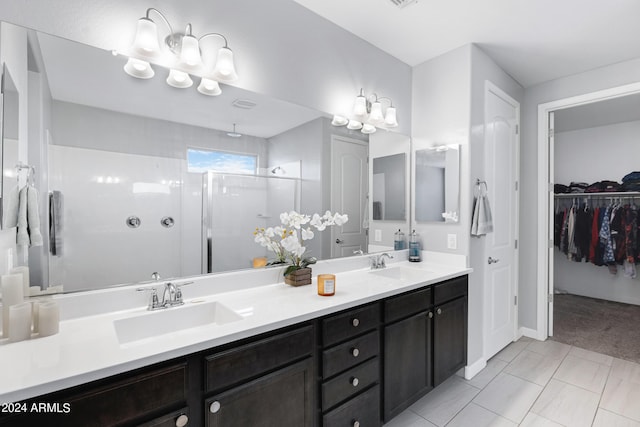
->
[27,186,43,247]
[471,191,493,236]
[3,185,20,228]
[16,186,43,247]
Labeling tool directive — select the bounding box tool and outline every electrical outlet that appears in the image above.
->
[447,234,457,250]
[374,229,382,242]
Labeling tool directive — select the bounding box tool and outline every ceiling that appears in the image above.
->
[293,0,640,88]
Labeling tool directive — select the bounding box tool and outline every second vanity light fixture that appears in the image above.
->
[122,8,238,96]
[331,89,398,134]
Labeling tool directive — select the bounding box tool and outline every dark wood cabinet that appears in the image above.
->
[205,358,314,427]
[434,295,467,386]
[383,311,432,420]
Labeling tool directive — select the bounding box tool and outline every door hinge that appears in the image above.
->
[549,239,554,249]
[548,293,554,303]
[515,124,519,135]
[514,239,518,249]
[515,181,519,191]
[514,295,518,305]
[548,127,554,138]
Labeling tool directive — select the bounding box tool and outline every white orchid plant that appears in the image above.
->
[254,210,349,276]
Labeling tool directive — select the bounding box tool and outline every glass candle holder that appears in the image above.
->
[317,274,336,296]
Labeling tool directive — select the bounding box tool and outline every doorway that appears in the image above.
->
[537,82,640,348]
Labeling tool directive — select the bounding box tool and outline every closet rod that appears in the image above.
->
[554,191,640,198]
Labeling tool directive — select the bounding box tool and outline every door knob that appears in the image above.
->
[336,238,344,244]
[488,257,500,264]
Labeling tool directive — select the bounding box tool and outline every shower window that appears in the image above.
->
[187,148,257,174]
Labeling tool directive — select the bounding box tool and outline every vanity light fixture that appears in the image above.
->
[332,88,398,134]
[122,8,238,96]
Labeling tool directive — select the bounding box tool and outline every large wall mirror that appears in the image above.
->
[0,21,382,294]
[415,145,460,223]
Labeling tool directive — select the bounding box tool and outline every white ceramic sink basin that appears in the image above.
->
[369,266,432,282]
[114,301,243,344]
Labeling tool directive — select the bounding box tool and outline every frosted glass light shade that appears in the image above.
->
[331,115,348,126]
[361,123,377,134]
[347,120,363,130]
[197,78,222,96]
[124,58,155,79]
[211,47,239,83]
[369,101,384,125]
[166,69,193,88]
[384,106,398,127]
[131,17,160,57]
[179,34,203,72]
[353,95,367,118]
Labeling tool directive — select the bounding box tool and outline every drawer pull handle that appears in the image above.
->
[175,414,189,427]
[436,308,442,315]
[428,311,433,318]
[353,421,360,427]
[352,318,360,327]
[351,377,359,387]
[351,347,360,357]
[210,401,221,414]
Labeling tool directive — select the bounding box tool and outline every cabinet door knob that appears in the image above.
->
[353,421,360,427]
[209,401,221,414]
[352,318,360,327]
[351,377,359,387]
[351,347,360,357]
[175,414,189,427]
[436,308,442,315]
[428,311,433,318]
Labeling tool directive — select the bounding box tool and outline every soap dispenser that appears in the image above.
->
[409,229,422,262]
[394,229,406,250]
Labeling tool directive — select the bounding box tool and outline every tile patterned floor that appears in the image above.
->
[384,337,640,427]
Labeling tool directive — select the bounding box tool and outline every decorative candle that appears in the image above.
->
[253,257,267,268]
[2,274,24,338]
[317,274,336,296]
[8,302,32,342]
[38,301,60,337]
[10,266,30,295]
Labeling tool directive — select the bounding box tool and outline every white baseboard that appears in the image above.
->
[464,357,487,380]
[519,326,543,341]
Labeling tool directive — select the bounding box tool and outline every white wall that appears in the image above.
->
[520,57,640,331]
[553,119,640,305]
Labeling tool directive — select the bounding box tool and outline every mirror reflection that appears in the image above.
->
[3,23,376,293]
[1,65,19,230]
[415,145,460,223]
[372,153,406,221]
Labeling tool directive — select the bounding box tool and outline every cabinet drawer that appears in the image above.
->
[138,407,190,427]
[323,330,379,378]
[323,304,379,346]
[322,358,379,410]
[205,324,313,392]
[384,286,432,323]
[323,384,380,427]
[434,275,468,305]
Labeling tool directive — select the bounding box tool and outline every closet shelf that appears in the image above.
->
[554,191,640,198]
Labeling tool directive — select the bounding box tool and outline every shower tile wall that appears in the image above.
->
[49,145,186,291]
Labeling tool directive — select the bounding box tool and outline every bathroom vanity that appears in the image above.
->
[0,255,469,426]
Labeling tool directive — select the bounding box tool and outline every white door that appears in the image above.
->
[484,82,520,359]
[331,135,368,258]
[547,111,555,336]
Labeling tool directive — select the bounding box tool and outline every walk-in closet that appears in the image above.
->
[551,92,640,363]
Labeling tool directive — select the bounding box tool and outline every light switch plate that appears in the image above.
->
[374,229,382,242]
[447,234,457,250]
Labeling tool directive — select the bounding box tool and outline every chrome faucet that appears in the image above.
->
[137,280,193,310]
[370,252,393,269]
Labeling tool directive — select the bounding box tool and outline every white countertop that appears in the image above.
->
[0,251,470,403]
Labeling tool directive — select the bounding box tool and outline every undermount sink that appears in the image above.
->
[114,301,243,345]
[369,266,432,282]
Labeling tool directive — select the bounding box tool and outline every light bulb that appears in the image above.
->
[384,106,398,127]
[369,102,384,126]
[211,46,239,83]
[130,17,160,58]
[179,34,203,72]
[197,78,222,96]
[166,69,193,88]
[123,58,154,79]
[353,94,367,118]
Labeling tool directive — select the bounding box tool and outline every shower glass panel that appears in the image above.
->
[202,171,300,273]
